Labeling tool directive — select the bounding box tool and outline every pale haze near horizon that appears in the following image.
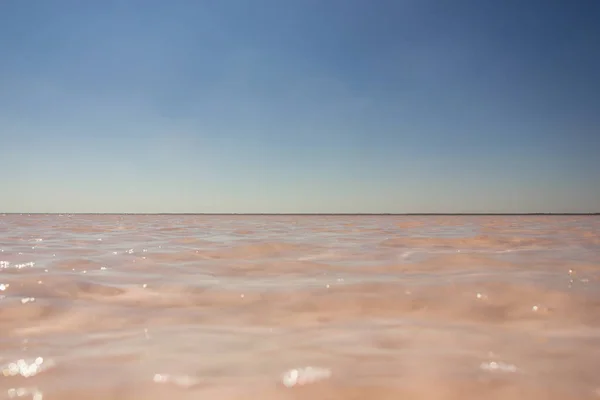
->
[1,0,599,214]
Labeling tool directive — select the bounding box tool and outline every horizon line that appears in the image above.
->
[2,213,599,216]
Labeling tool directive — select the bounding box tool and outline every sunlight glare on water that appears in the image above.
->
[0,214,599,399]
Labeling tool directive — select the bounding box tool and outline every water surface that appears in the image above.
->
[1,215,599,399]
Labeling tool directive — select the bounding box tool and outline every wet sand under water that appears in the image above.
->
[0,214,599,399]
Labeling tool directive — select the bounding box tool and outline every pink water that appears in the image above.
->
[1,214,599,399]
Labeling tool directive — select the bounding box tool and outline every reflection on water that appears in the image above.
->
[0,214,599,399]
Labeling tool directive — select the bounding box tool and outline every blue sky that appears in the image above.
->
[1,0,599,213]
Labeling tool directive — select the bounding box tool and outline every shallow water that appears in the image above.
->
[1,214,599,399]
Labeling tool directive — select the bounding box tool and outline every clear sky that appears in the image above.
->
[1,0,599,213]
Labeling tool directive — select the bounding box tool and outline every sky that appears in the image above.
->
[1,0,599,213]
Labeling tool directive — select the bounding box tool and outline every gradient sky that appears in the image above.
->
[1,0,599,213]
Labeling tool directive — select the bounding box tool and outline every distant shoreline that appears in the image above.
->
[2,213,599,216]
